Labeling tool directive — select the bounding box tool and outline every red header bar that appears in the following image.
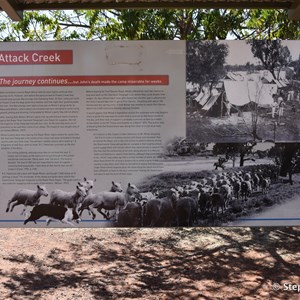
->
[0,50,73,65]
[0,75,169,86]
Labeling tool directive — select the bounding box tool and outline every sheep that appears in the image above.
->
[117,202,142,227]
[241,181,252,201]
[210,193,226,216]
[49,185,87,209]
[206,177,217,188]
[77,177,96,212]
[82,181,123,218]
[78,181,124,219]
[110,181,123,192]
[198,189,211,216]
[233,180,241,200]
[79,183,139,222]
[102,181,123,218]
[252,173,260,192]
[190,180,201,188]
[176,196,198,226]
[143,190,178,227]
[181,186,200,198]
[6,185,49,215]
[244,172,252,181]
[170,188,181,199]
[261,177,271,194]
[77,177,95,205]
[175,186,184,196]
[78,177,95,193]
[198,178,207,186]
[219,184,232,207]
[136,191,157,202]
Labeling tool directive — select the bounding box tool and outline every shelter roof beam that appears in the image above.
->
[288,0,300,20]
[0,0,23,21]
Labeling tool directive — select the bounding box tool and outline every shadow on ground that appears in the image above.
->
[1,227,299,299]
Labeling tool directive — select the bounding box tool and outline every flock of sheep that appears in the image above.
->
[5,164,277,227]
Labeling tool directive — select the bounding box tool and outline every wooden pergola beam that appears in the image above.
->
[0,0,298,22]
[288,0,300,20]
[0,0,23,21]
[6,1,293,11]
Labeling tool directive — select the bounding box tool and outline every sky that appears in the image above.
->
[221,40,300,66]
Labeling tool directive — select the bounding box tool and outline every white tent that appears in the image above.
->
[195,85,211,106]
[223,80,277,107]
[225,71,248,81]
[226,70,289,88]
[260,70,288,88]
[201,92,222,111]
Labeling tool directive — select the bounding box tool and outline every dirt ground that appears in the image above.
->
[0,226,300,300]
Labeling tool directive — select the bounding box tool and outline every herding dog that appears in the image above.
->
[24,204,81,226]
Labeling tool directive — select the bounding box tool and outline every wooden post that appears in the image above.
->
[220,92,223,118]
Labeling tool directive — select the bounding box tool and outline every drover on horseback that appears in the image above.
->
[213,156,227,170]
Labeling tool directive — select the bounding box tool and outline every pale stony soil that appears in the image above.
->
[0,227,300,300]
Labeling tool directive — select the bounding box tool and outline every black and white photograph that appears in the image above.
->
[186,40,300,143]
[6,140,300,228]
[135,140,300,227]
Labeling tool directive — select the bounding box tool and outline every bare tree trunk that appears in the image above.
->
[240,153,245,167]
[232,156,236,168]
[280,143,298,185]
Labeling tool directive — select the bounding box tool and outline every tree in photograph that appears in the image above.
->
[165,137,202,156]
[290,54,300,81]
[245,40,292,141]
[186,40,229,91]
[246,81,264,142]
[213,143,237,168]
[248,40,292,79]
[213,142,256,167]
[239,141,257,167]
[165,136,183,156]
[269,143,300,184]
[251,103,260,141]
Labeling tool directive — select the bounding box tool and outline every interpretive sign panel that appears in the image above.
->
[0,41,185,227]
[1,40,300,227]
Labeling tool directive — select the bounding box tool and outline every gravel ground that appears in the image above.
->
[0,226,299,299]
